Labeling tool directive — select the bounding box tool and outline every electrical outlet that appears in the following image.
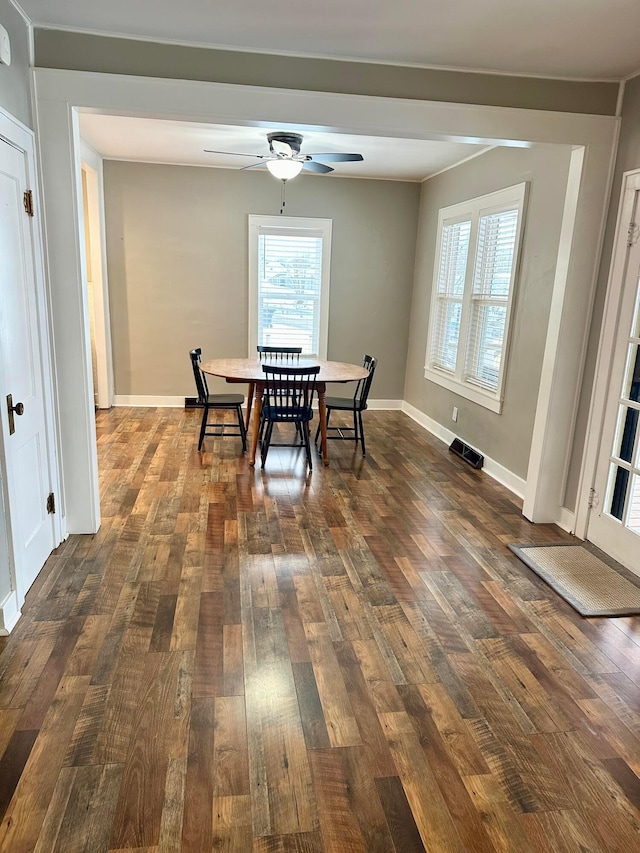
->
[452,406,458,422]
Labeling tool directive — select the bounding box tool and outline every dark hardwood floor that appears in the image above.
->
[1,406,639,852]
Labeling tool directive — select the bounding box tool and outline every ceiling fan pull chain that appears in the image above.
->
[280,180,286,215]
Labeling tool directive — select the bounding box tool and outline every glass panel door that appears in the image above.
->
[588,211,640,573]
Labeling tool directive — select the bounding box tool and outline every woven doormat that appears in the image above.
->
[508,542,640,617]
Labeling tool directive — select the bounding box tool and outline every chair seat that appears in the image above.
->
[325,396,366,411]
[207,393,245,407]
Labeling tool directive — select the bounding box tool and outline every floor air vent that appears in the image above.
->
[449,437,484,470]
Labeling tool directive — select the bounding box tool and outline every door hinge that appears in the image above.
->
[587,487,600,510]
[23,190,34,217]
[627,220,639,247]
[46,492,56,514]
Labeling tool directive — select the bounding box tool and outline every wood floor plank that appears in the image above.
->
[304,622,361,748]
[520,809,607,853]
[41,764,123,853]
[213,695,250,797]
[157,756,188,852]
[0,675,89,853]
[308,749,367,853]
[181,696,215,851]
[109,652,183,849]
[261,691,319,836]
[374,775,425,853]
[211,794,253,853]
[292,661,331,750]
[382,726,468,852]
[333,641,397,778]
[0,729,38,821]
[462,772,536,853]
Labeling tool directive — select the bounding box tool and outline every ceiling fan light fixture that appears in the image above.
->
[266,159,304,181]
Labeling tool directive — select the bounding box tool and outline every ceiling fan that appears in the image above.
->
[204,131,364,180]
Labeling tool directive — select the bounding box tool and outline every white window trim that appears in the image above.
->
[424,182,527,414]
[248,215,332,358]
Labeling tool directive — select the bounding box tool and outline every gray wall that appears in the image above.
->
[34,29,619,117]
[0,0,32,128]
[404,145,572,481]
[564,74,640,510]
[103,161,420,399]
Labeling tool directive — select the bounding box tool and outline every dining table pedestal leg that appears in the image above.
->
[317,383,329,466]
[245,381,255,432]
[249,384,263,467]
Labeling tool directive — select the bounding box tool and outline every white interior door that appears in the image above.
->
[587,179,640,576]
[0,137,56,604]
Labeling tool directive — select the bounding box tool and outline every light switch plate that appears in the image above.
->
[0,23,11,66]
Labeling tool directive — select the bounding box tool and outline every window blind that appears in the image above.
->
[257,228,324,356]
[465,208,519,390]
[430,219,471,373]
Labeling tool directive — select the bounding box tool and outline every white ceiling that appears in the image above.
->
[18,0,640,80]
[78,114,490,182]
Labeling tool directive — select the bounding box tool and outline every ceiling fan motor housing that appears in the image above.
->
[267,132,303,155]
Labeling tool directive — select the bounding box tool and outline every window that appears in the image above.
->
[248,216,332,358]
[425,183,527,412]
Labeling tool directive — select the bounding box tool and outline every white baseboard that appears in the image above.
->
[113,395,185,407]
[0,590,21,635]
[401,401,526,500]
[557,507,576,534]
[482,457,527,501]
[366,399,403,410]
[402,401,457,446]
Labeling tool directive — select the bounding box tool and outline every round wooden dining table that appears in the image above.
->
[200,357,368,466]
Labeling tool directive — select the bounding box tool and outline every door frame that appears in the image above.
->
[575,168,640,541]
[0,105,63,629]
[80,140,114,410]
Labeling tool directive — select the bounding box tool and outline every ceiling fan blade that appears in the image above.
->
[240,161,269,170]
[307,153,364,162]
[204,149,269,158]
[303,161,333,174]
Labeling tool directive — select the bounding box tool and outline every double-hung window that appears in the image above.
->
[248,215,332,358]
[425,182,527,412]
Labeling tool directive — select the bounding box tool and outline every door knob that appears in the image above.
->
[6,394,24,435]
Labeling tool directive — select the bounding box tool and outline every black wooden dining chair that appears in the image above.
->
[257,345,303,441]
[257,345,302,360]
[260,364,320,470]
[189,348,247,452]
[315,354,377,456]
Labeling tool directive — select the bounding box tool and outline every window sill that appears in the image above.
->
[424,367,503,414]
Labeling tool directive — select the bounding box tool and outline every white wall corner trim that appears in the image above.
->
[0,590,21,636]
[524,128,620,524]
[402,401,527,498]
[113,395,187,407]
[557,507,577,534]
